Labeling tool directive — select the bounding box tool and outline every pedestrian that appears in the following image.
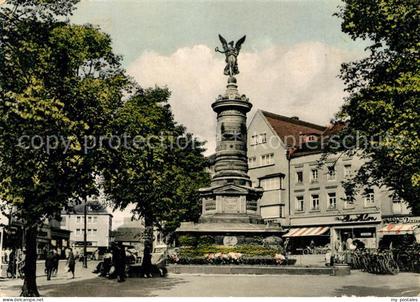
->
[142,240,153,278]
[45,250,55,280]
[7,248,17,278]
[101,249,112,277]
[283,238,290,261]
[116,242,126,282]
[52,249,60,276]
[66,248,76,279]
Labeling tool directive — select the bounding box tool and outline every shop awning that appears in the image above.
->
[283,226,330,237]
[378,224,419,235]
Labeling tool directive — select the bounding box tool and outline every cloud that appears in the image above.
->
[128,42,361,154]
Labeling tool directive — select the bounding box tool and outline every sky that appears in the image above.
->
[70,0,368,228]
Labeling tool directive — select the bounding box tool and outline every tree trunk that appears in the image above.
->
[21,225,40,297]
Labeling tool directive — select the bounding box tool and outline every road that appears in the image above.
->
[1,267,419,297]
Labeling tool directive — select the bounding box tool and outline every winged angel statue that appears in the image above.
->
[215,34,246,77]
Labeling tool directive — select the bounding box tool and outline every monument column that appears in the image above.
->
[176,35,282,240]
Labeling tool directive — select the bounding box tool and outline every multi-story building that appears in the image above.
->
[61,202,112,255]
[244,109,414,250]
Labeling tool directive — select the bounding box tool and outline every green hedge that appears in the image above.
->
[178,244,283,258]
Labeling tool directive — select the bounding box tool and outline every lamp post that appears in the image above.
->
[83,198,88,269]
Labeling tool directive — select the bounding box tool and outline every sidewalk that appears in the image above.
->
[0,261,99,297]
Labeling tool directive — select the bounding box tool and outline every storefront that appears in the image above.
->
[378,216,420,248]
[287,212,382,253]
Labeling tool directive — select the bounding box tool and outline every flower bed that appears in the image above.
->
[168,244,295,266]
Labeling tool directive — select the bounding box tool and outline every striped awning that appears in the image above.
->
[283,226,330,237]
[378,224,418,235]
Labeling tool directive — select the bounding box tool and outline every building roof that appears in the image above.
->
[261,110,326,147]
[64,202,112,216]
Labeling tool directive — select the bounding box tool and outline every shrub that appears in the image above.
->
[198,235,215,246]
[178,235,197,247]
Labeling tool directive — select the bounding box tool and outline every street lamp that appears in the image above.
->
[83,198,88,269]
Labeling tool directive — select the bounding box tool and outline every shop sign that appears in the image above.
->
[336,213,377,223]
[382,216,420,224]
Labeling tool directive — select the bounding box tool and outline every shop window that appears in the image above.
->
[311,194,320,210]
[327,166,336,181]
[296,196,304,212]
[311,169,319,183]
[328,192,337,209]
[296,171,303,184]
[364,189,375,207]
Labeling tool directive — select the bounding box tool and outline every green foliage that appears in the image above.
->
[100,87,210,236]
[178,244,283,258]
[198,235,216,246]
[178,235,198,247]
[0,0,129,296]
[328,0,420,213]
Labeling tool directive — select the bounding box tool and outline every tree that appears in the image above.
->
[101,87,210,270]
[328,0,419,213]
[0,0,128,296]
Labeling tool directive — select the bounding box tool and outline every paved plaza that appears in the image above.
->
[1,261,419,297]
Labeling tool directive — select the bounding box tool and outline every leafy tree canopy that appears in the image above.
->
[0,0,129,295]
[329,0,419,213]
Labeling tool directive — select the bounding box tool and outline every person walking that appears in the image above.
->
[142,240,153,278]
[116,242,126,282]
[66,248,76,279]
[7,249,17,278]
[52,249,60,276]
[45,250,55,280]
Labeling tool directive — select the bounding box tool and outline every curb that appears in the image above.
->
[168,265,351,275]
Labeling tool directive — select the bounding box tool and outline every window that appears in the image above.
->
[259,133,267,144]
[76,229,81,235]
[311,169,319,182]
[88,229,92,234]
[311,194,320,210]
[88,216,92,223]
[250,135,258,146]
[93,229,97,233]
[296,196,304,211]
[260,177,281,191]
[93,216,98,223]
[261,153,274,166]
[344,190,355,208]
[327,166,336,180]
[296,171,303,184]
[344,165,352,177]
[248,156,257,168]
[392,195,402,214]
[328,192,337,209]
[364,189,375,206]
[251,133,267,145]
[76,216,81,223]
